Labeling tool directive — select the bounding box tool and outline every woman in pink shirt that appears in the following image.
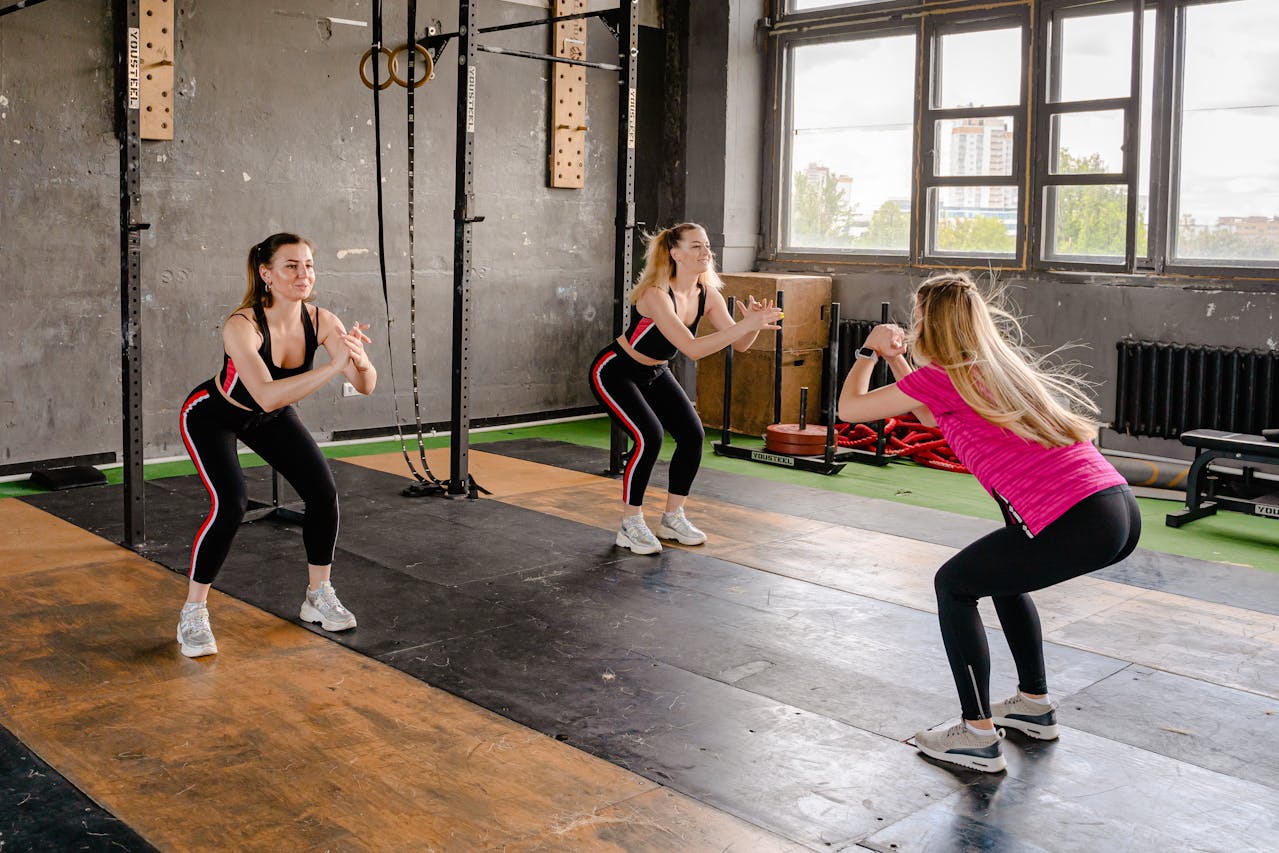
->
[838,273,1139,773]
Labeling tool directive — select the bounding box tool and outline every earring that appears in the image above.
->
[264,281,271,293]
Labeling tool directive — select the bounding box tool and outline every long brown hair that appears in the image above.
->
[630,223,724,305]
[235,232,315,313]
[909,272,1100,447]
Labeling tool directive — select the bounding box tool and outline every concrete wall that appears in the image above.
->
[685,0,765,273]
[1,0,629,467]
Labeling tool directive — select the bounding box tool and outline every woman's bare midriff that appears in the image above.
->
[215,378,255,412]
[615,334,667,367]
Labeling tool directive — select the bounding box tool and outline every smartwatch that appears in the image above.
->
[855,346,878,362]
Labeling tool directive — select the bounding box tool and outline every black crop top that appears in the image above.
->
[218,303,319,412]
[623,284,707,361]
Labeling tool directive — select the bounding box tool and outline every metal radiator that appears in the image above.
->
[821,319,890,417]
[834,319,880,387]
[1113,341,1278,438]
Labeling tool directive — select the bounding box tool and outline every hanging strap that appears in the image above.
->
[370,0,443,490]
[403,0,439,485]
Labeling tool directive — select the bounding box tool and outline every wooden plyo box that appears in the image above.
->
[703,272,833,353]
[697,347,825,436]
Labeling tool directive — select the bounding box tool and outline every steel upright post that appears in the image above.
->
[608,0,639,475]
[115,0,146,547]
[450,0,480,495]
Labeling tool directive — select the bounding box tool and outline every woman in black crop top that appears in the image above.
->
[174,232,377,658]
[588,223,781,554]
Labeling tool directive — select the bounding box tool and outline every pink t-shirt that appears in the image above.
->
[896,363,1126,536]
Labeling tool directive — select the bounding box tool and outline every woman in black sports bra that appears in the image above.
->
[174,232,377,658]
[589,223,781,554]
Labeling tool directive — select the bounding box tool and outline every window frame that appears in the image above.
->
[765,22,922,264]
[762,0,1279,282]
[1161,0,1279,277]
[1032,0,1144,273]
[919,9,1032,268]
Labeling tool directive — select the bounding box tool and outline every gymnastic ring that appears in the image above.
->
[388,43,433,89]
[359,46,395,91]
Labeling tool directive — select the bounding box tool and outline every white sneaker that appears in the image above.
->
[616,514,662,555]
[992,693,1060,740]
[913,722,1006,773]
[300,580,357,631]
[177,602,218,658]
[656,507,708,545]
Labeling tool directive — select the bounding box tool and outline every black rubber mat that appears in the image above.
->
[0,722,156,852]
[20,452,1279,850]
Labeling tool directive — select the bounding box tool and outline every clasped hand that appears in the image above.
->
[865,323,907,358]
[335,320,373,371]
[735,294,783,330]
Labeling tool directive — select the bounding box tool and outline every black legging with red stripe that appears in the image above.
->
[178,378,338,584]
[589,342,704,506]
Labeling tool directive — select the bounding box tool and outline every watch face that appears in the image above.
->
[857,346,876,359]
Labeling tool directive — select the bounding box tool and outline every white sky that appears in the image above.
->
[789,0,1279,226]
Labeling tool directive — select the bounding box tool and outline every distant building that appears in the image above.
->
[1218,215,1279,240]
[946,117,1016,212]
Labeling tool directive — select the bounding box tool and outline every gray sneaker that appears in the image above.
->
[177,602,218,658]
[913,722,1007,773]
[993,693,1060,740]
[300,581,357,631]
[656,507,708,545]
[616,514,662,555]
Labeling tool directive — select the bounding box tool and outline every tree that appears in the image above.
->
[790,168,856,247]
[936,215,1014,254]
[1051,150,1148,257]
[1177,227,1279,262]
[858,200,909,251]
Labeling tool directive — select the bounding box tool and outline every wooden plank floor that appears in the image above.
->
[0,499,800,851]
[10,442,1279,851]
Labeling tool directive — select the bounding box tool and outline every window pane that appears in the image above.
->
[931,187,1018,256]
[1044,185,1132,261]
[1174,0,1279,263]
[1049,9,1132,102]
[1051,110,1125,174]
[936,27,1021,109]
[790,0,883,11]
[787,35,916,252]
[934,117,1015,177]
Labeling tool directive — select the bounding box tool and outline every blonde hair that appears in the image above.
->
[235,232,316,314]
[630,223,724,305]
[909,272,1100,447]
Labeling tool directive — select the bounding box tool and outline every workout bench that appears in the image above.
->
[1166,429,1279,527]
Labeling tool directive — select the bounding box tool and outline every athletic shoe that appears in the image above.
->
[616,514,662,555]
[176,602,218,658]
[656,507,708,545]
[993,693,1060,741]
[300,581,358,631]
[913,722,1007,773]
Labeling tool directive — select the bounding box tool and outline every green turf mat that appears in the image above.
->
[4,416,1275,572]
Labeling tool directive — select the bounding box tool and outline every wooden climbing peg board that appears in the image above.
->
[139,0,175,140]
[550,0,587,188]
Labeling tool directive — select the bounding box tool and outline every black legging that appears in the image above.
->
[178,378,339,584]
[589,342,704,507]
[934,484,1141,721]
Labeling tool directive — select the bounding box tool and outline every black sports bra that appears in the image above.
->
[623,284,707,361]
[218,303,319,412]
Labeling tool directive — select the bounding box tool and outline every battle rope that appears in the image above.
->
[370,0,445,493]
[836,415,970,474]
